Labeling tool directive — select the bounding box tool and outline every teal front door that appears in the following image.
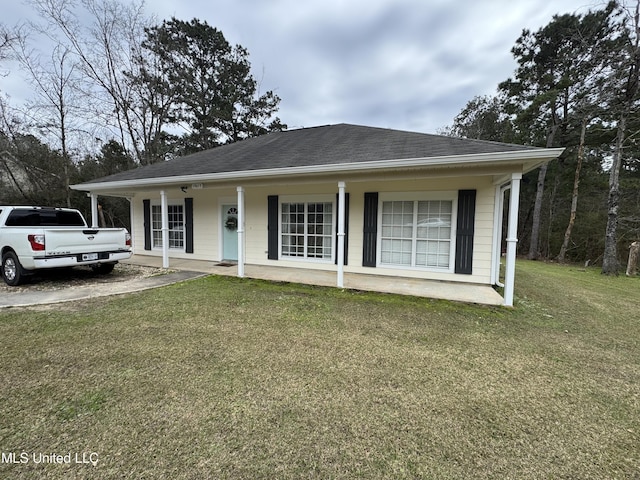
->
[222,204,238,261]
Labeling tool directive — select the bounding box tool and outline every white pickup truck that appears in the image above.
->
[0,206,132,286]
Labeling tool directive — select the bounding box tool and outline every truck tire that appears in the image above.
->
[2,251,25,286]
[91,262,115,275]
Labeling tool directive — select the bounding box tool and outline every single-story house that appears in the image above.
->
[71,124,564,306]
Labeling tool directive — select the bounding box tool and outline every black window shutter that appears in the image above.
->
[362,192,378,267]
[143,199,151,251]
[335,192,350,265]
[267,195,279,260]
[185,198,194,254]
[455,189,476,274]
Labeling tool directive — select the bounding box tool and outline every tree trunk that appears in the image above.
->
[527,163,547,260]
[627,241,639,276]
[63,162,71,208]
[528,124,558,260]
[557,117,587,263]
[98,204,107,228]
[604,0,640,275]
[0,154,31,200]
[602,114,625,275]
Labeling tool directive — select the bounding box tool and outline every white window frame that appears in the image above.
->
[377,192,457,272]
[279,195,335,263]
[151,201,185,251]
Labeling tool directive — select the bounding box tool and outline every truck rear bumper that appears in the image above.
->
[31,251,132,270]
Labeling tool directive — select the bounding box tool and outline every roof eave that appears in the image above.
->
[71,148,565,192]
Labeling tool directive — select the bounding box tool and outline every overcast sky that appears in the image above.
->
[2,0,602,135]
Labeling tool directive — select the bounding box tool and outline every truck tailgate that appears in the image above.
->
[42,228,129,255]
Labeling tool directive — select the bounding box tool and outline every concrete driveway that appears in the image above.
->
[0,268,204,308]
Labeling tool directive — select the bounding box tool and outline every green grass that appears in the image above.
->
[0,260,638,479]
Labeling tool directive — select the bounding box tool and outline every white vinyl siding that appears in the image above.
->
[129,177,496,286]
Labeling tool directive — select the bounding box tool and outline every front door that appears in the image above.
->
[222,204,238,261]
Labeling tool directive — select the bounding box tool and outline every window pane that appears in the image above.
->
[151,204,184,249]
[415,200,452,267]
[381,199,451,268]
[307,202,332,259]
[281,201,332,260]
[152,206,162,230]
[151,206,161,247]
[281,203,303,257]
[380,201,413,265]
[152,231,162,248]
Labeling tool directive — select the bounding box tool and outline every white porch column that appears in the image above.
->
[503,173,522,307]
[491,184,508,288]
[128,198,134,250]
[90,193,99,228]
[237,186,245,278]
[160,190,169,269]
[490,186,501,286]
[337,181,346,288]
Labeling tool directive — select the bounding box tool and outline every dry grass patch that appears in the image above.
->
[0,261,638,479]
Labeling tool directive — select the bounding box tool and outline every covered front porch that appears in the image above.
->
[123,255,505,306]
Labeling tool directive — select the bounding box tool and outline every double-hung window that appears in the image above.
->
[151,203,185,249]
[281,199,334,261]
[379,194,454,270]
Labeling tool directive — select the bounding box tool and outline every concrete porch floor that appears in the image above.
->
[123,255,505,306]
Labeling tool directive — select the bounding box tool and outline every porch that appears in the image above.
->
[123,255,505,306]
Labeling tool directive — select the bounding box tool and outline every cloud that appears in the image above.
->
[1,0,597,135]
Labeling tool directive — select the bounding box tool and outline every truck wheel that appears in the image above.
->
[2,252,25,286]
[91,263,115,275]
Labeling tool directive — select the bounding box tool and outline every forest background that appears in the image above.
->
[1,0,639,274]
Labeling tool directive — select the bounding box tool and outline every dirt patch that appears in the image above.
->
[0,263,173,293]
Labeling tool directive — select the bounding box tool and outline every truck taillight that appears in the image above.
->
[28,234,46,251]
[125,233,132,247]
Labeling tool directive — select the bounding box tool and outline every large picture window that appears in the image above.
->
[281,201,333,260]
[151,204,185,249]
[380,198,453,269]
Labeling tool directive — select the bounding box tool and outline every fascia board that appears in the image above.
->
[71,147,565,192]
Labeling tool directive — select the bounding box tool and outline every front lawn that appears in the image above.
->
[0,261,638,479]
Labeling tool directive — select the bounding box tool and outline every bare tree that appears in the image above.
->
[1,23,21,62]
[1,22,23,123]
[125,29,179,164]
[28,0,158,163]
[12,34,84,206]
[1,101,70,205]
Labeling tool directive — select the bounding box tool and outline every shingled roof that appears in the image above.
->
[74,123,553,188]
